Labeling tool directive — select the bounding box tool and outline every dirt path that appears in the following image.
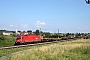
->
[0,56,7,60]
[0,54,11,60]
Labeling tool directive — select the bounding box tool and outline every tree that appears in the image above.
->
[75,33,81,38]
[27,30,32,33]
[71,33,74,35]
[51,34,58,38]
[18,30,21,33]
[43,32,51,38]
[66,33,70,37]
[35,30,40,35]
[23,31,26,32]
[11,31,18,33]
[78,33,81,36]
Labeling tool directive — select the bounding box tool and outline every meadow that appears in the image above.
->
[6,39,90,60]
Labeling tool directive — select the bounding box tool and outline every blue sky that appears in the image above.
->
[0,0,90,33]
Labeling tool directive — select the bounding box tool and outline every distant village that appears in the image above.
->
[0,29,20,35]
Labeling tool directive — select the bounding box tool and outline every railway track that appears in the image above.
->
[0,42,52,50]
[0,38,79,50]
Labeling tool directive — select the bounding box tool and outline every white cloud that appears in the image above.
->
[10,25,13,27]
[36,26,41,28]
[15,26,18,28]
[77,27,90,30]
[10,24,18,28]
[21,24,28,28]
[35,21,46,25]
[35,21,46,28]
[9,24,29,29]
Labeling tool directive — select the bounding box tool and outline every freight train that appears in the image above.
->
[14,32,83,45]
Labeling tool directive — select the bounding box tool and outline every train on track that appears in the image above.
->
[14,32,40,45]
[14,32,86,45]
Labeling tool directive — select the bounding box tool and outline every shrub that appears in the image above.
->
[13,33,17,37]
[87,35,90,39]
[0,35,16,47]
[0,36,4,40]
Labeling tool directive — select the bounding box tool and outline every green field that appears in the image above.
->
[5,39,90,60]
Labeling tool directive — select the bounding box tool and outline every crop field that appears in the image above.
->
[6,39,90,60]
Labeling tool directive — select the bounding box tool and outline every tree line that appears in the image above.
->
[0,30,90,38]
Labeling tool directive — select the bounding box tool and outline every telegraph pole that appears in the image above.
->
[40,28,41,36]
[58,29,59,38]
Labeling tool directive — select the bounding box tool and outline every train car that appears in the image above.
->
[14,32,41,45]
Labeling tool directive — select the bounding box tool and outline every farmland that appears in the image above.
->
[6,39,90,60]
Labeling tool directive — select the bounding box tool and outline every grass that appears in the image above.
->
[6,39,90,60]
[0,40,63,57]
[0,44,47,57]
[0,35,16,47]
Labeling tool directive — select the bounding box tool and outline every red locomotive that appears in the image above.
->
[14,32,41,45]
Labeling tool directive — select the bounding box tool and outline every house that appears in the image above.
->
[3,31,13,35]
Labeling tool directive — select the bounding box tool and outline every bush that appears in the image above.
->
[0,36,4,40]
[13,33,18,37]
[0,32,3,35]
[0,35,16,47]
[87,35,90,39]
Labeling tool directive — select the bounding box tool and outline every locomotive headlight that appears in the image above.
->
[36,38,38,39]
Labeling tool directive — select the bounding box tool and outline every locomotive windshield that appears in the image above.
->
[16,37,21,40]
